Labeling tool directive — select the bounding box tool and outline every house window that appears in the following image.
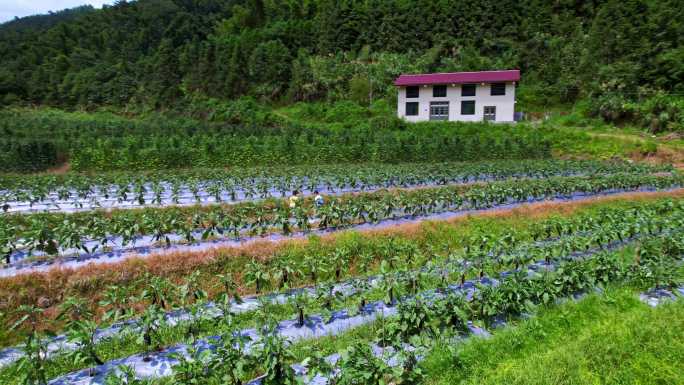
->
[433,85,447,97]
[406,86,419,98]
[461,100,475,115]
[491,83,506,96]
[484,106,496,121]
[461,84,476,97]
[430,101,449,120]
[405,102,419,116]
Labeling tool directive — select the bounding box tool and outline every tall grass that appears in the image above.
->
[422,287,684,385]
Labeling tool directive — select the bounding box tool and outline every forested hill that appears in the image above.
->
[0,0,683,114]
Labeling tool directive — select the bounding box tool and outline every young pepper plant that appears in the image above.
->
[10,305,51,385]
[57,296,105,375]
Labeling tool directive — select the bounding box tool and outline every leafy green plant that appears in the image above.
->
[245,259,271,294]
[258,327,298,385]
[378,261,401,306]
[57,297,104,375]
[9,305,51,385]
[207,330,252,384]
[140,275,176,310]
[99,285,135,325]
[170,344,211,384]
[137,304,168,362]
[103,365,145,385]
[216,273,242,304]
[335,342,394,385]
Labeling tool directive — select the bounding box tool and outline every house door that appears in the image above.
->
[430,101,449,121]
[484,106,496,121]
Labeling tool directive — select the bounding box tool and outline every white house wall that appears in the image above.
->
[396,82,516,123]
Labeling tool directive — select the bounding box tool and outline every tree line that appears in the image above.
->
[0,0,682,112]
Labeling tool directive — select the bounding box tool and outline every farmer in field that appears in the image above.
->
[314,190,324,207]
[289,190,300,209]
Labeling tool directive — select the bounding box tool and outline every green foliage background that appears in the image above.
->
[1,0,682,110]
[1,0,684,171]
[0,107,550,171]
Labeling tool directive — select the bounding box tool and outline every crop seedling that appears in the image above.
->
[334,342,395,385]
[10,305,51,385]
[258,326,298,385]
[379,261,401,306]
[216,272,243,304]
[57,297,105,375]
[245,259,270,294]
[141,275,176,310]
[316,282,343,323]
[171,342,214,384]
[301,349,335,384]
[272,255,302,290]
[99,284,135,325]
[138,304,168,362]
[350,276,372,314]
[329,247,350,282]
[290,291,314,327]
[378,297,432,347]
[103,365,145,385]
[207,329,252,384]
[303,252,327,284]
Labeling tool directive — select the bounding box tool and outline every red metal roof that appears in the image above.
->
[394,70,520,86]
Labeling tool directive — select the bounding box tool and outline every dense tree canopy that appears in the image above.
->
[0,0,682,109]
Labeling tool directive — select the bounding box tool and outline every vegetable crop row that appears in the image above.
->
[39,224,684,385]
[3,198,682,382]
[2,172,681,262]
[0,160,669,212]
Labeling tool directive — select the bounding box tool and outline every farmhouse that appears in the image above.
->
[394,70,520,123]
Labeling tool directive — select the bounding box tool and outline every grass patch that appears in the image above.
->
[422,287,684,385]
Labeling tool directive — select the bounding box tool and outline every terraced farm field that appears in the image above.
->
[1,160,682,385]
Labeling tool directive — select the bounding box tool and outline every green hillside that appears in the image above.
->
[0,0,682,124]
[1,0,684,172]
